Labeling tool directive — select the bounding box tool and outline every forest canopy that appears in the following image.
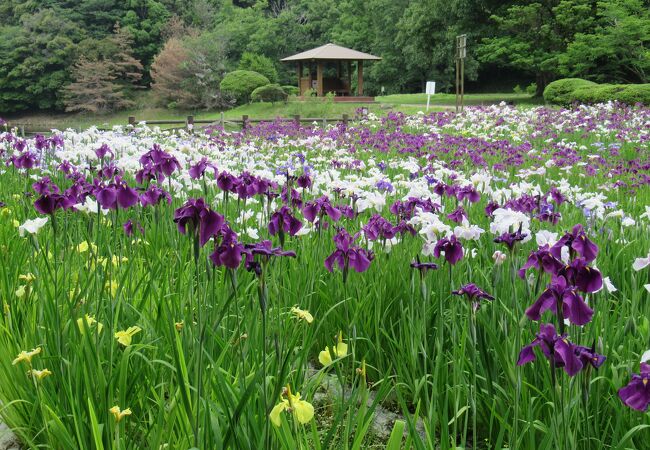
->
[0,0,648,113]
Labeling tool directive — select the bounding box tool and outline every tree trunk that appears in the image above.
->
[535,72,550,97]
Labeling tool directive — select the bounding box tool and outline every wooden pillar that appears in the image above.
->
[357,60,364,96]
[347,61,352,95]
[297,62,303,95]
[316,61,324,97]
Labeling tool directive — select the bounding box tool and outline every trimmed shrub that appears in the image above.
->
[251,84,288,103]
[238,52,278,83]
[545,78,650,106]
[220,70,270,104]
[281,85,299,96]
[543,78,597,106]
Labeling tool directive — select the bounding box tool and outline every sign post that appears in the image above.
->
[455,34,467,114]
[425,81,436,111]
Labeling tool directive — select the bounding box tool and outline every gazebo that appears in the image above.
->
[281,43,381,102]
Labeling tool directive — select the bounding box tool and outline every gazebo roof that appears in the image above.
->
[281,43,381,62]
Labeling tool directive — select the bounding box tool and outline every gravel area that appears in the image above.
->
[0,422,19,450]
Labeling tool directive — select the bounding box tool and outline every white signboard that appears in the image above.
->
[425,81,436,111]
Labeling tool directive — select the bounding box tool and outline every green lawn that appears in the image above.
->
[3,93,534,133]
[376,92,542,105]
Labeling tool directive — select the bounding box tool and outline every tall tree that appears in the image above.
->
[63,58,132,112]
[478,0,597,95]
[560,0,650,83]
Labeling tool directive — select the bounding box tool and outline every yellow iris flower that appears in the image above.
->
[29,368,52,381]
[290,306,314,324]
[77,315,104,335]
[115,326,141,347]
[269,385,314,427]
[12,347,42,365]
[318,331,348,367]
[109,406,132,422]
[18,273,36,283]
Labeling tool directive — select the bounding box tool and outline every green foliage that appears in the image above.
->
[220,70,270,104]
[572,83,650,105]
[251,84,288,103]
[281,85,299,96]
[238,52,278,83]
[544,78,650,105]
[543,78,598,105]
[0,10,79,112]
[559,0,650,83]
[0,0,649,113]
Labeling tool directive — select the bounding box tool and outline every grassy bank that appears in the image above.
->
[376,92,540,105]
[2,93,537,133]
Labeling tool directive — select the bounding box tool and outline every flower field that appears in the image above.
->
[0,103,649,449]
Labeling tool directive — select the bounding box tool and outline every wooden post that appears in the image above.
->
[297,62,303,95]
[186,115,194,132]
[342,114,349,125]
[293,115,300,126]
[460,58,465,112]
[128,116,136,126]
[322,118,327,128]
[242,115,249,131]
[357,60,364,96]
[347,61,352,95]
[316,61,324,97]
[220,112,225,128]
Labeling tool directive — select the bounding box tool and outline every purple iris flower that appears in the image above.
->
[95,144,113,160]
[389,197,440,220]
[410,259,438,273]
[173,198,225,247]
[324,229,374,278]
[268,206,303,242]
[297,173,312,189]
[375,180,394,192]
[452,283,494,311]
[217,171,238,192]
[518,245,565,279]
[525,275,593,326]
[550,224,599,263]
[303,196,342,223]
[485,201,500,218]
[433,235,464,265]
[517,323,583,376]
[34,193,74,215]
[140,144,181,179]
[57,160,73,175]
[189,157,217,179]
[33,177,58,195]
[123,220,134,237]
[210,227,246,269]
[575,344,606,369]
[363,214,397,241]
[446,206,467,224]
[549,187,566,206]
[456,185,480,203]
[493,224,528,250]
[9,152,37,169]
[619,363,650,411]
[558,257,603,293]
[139,185,172,207]
[243,240,297,275]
